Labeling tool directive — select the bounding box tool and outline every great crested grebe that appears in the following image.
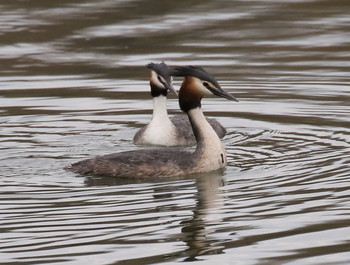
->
[133,62,226,146]
[66,66,238,178]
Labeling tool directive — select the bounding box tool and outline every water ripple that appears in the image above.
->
[1,0,350,264]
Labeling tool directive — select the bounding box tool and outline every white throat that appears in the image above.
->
[140,95,177,146]
[152,94,169,121]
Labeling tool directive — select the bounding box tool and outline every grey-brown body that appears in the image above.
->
[67,107,227,178]
[67,149,196,178]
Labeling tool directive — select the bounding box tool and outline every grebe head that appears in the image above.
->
[146,62,177,97]
[171,65,238,112]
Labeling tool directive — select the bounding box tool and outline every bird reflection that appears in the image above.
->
[180,171,226,261]
[84,171,227,261]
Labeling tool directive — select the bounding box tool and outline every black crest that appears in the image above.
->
[146,62,172,84]
[170,65,221,88]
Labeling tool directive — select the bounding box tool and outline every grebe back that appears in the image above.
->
[66,66,238,178]
[133,62,226,147]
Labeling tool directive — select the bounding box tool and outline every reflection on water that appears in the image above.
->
[181,173,226,261]
[1,0,350,264]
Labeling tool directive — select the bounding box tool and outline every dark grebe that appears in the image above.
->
[133,62,226,146]
[66,66,238,178]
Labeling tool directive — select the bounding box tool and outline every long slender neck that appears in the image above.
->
[186,107,227,169]
[178,77,221,151]
[177,76,227,172]
[178,77,214,145]
[187,107,220,148]
[152,94,169,121]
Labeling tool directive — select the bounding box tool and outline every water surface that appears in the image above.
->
[1,0,350,264]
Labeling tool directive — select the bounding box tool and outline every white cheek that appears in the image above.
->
[194,79,212,96]
[150,71,165,88]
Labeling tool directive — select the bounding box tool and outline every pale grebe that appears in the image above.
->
[66,66,238,178]
[133,62,226,146]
